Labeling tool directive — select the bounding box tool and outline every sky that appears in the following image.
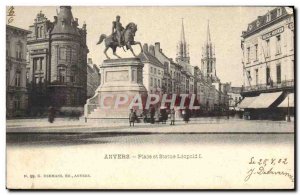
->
[8,6,274,86]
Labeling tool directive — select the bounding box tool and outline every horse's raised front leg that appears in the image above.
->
[127,44,137,57]
[104,47,110,59]
[133,41,143,53]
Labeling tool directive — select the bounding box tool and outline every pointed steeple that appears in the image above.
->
[176,18,190,63]
[201,20,218,82]
[180,18,186,43]
[206,20,211,45]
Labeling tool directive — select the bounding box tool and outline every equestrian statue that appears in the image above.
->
[96,15,143,59]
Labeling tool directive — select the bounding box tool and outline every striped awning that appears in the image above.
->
[247,92,282,109]
[238,96,257,109]
[278,93,294,107]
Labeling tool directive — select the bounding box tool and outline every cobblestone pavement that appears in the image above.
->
[6,117,294,134]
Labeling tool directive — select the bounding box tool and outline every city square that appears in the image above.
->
[6,6,295,189]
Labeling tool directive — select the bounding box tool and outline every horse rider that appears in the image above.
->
[112,15,124,47]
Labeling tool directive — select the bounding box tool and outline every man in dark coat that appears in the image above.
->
[150,106,155,124]
[183,107,190,123]
[170,108,175,125]
[48,106,55,123]
[129,109,137,127]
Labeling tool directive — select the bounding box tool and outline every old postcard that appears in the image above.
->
[6,6,295,189]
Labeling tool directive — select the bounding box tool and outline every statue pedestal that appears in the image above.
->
[84,58,147,119]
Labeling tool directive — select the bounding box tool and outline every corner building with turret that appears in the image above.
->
[27,6,89,110]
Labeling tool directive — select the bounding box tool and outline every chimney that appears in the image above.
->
[143,44,148,53]
[88,58,93,64]
[82,21,86,30]
[154,42,160,52]
[149,45,155,56]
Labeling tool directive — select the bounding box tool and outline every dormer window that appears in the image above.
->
[61,18,66,26]
[249,24,253,31]
[277,8,282,17]
[256,20,260,27]
[266,12,271,22]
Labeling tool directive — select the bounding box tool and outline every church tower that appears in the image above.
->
[201,20,218,82]
[176,18,190,63]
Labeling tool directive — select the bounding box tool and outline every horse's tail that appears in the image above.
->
[96,34,106,45]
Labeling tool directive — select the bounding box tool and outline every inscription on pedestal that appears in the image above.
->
[106,70,129,82]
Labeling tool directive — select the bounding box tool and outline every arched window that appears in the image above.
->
[37,27,40,38]
[59,47,67,60]
[266,12,271,22]
[277,8,282,17]
[70,66,77,83]
[40,26,43,38]
[16,41,23,59]
[57,65,66,83]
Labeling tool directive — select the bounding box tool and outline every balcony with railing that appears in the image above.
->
[241,79,294,94]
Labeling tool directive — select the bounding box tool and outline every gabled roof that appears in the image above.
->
[138,51,164,68]
[6,25,31,34]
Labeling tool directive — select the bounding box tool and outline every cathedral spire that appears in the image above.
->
[206,20,211,45]
[176,18,190,63]
[201,20,218,82]
[180,18,186,43]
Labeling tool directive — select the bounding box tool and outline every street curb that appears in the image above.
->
[6,131,294,134]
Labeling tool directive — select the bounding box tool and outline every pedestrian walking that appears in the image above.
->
[170,108,175,125]
[155,109,160,123]
[183,107,190,123]
[48,106,55,123]
[129,109,137,127]
[160,107,167,124]
[150,106,155,124]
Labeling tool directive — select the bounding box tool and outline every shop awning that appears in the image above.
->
[238,96,257,109]
[247,92,282,109]
[278,93,294,107]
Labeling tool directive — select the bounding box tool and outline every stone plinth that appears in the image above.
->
[84,58,147,118]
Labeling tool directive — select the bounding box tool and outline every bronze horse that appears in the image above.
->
[96,22,143,59]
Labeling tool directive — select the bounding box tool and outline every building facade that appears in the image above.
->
[153,42,174,94]
[240,7,294,120]
[227,86,242,110]
[138,44,164,95]
[26,6,89,110]
[135,19,230,114]
[6,25,31,117]
[87,58,100,98]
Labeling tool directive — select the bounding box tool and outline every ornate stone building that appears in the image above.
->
[6,25,31,117]
[239,7,294,120]
[27,6,88,109]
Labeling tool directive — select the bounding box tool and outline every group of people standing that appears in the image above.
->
[129,107,191,127]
